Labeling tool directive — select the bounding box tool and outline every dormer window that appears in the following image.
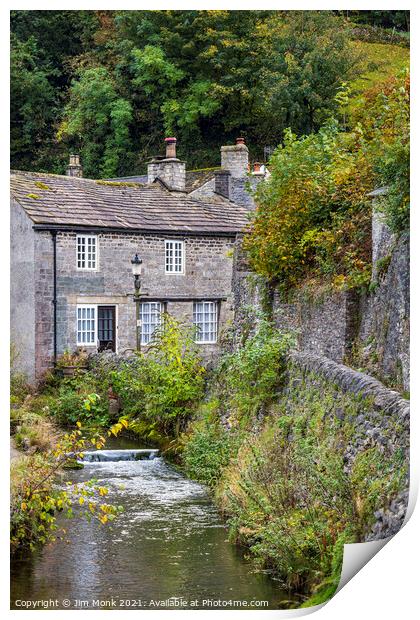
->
[77,235,98,270]
[165,240,184,274]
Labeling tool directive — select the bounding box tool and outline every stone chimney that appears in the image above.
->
[147,137,186,191]
[214,169,231,199]
[220,137,249,178]
[66,154,83,178]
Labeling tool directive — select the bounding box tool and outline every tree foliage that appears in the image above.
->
[343,10,409,31]
[58,67,133,178]
[11,9,363,176]
[11,413,127,552]
[10,10,97,172]
[243,69,409,292]
[355,69,410,233]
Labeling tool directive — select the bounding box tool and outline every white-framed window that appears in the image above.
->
[140,302,163,345]
[193,301,218,344]
[165,239,184,274]
[77,235,98,270]
[77,305,96,345]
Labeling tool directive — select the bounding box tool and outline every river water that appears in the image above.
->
[11,437,292,610]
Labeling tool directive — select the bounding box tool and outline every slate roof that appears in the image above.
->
[10,171,249,235]
[185,168,220,193]
[107,168,220,194]
[106,174,148,184]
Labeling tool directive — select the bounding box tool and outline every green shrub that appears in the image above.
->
[205,367,407,603]
[10,344,32,404]
[351,446,406,527]
[111,315,206,436]
[10,372,32,405]
[244,69,409,291]
[51,383,110,427]
[11,422,126,552]
[183,401,242,487]
[215,319,295,423]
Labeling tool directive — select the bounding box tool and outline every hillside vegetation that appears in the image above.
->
[348,40,409,117]
[11,10,409,178]
[244,67,409,294]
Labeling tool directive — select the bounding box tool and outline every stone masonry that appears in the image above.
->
[221,138,249,178]
[10,199,36,379]
[147,137,186,191]
[32,231,236,378]
[230,203,410,389]
[288,352,410,540]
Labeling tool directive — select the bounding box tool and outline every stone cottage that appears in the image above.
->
[10,137,263,382]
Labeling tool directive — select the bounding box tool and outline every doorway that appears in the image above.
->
[98,306,116,352]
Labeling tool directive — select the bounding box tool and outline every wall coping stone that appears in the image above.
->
[289,351,409,419]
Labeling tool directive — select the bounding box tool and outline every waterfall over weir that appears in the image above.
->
[80,448,159,463]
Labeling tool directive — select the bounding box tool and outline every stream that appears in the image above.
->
[11,436,292,610]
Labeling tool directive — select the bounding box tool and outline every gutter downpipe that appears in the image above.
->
[51,231,58,367]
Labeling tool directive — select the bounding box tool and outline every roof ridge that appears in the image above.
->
[11,170,98,183]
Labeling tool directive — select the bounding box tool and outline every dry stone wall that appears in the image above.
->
[287,351,410,540]
[358,230,409,390]
[231,214,409,389]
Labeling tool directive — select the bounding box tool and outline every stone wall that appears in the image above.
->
[231,213,410,389]
[272,290,360,362]
[230,238,358,361]
[214,170,231,200]
[230,177,260,209]
[358,226,409,390]
[288,352,410,540]
[10,200,36,380]
[34,232,55,378]
[34,230,236,376]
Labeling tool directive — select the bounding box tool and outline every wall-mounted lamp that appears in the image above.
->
[131,253,143,350]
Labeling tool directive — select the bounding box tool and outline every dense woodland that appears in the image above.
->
[11,10,409,178]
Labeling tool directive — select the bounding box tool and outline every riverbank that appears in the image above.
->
[180,333,409,606]
[11,433,294,610]
[10,316,409,607]
[10,370,128,554]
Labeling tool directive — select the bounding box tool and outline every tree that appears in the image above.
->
[10,35,57,171]
[11,10,372,174]
[58,67,133,178]
[356,70,410,232]
[10,11,98,171]
[243,69,409,292]
[243,119,374,292]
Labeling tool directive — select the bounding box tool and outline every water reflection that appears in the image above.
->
[11,437,290,609]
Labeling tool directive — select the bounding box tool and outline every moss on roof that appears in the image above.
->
[11,170,248,235]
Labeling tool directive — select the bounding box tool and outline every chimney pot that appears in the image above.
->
[236,137,245,145]
[165,137,177,159]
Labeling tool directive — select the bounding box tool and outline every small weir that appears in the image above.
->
[11,436,291,610]
[80,448,159,462]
